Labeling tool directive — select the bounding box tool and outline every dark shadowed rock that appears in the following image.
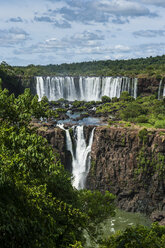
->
[86,126,165,222]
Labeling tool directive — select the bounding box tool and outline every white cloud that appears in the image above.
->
[0,0,165,65]
[140,0,165,8]
[133,29,165,37]
[0,28,30,47]
[47,0,157,25]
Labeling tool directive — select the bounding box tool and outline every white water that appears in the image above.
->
[158,80,165,99]
[58,124,95,189]
[158,80,163,100]
[36,76,137,101]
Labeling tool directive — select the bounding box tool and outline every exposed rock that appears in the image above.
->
[137,77,161,97]
[2,76,25,96]
[36,122,165,224]
[151,211,165,225]
[37,125,72,171]
[86,126,165,221]
[2,75,34,96]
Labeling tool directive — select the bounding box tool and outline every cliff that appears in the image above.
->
[2,75,164,98]
[137,77,162,97]
[35,123,165,221]
[1,74,35,96]
[86,126,165,218]
[36,124,72,172]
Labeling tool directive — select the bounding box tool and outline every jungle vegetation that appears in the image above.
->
[0,56,165,247]
[100,223,165,248]
[97,92,165,129]
[0,87,116,248]
[1,55,165,79]
[0,88,164,247]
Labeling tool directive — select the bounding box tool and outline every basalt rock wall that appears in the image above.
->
[37,125,72,172]
[1,75,35,96]
[37,124,165,220]
[86,126,165,217]
[137,77,163,97]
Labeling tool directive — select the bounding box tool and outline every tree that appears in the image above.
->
[100,223,165,248]
[0,88,116,247]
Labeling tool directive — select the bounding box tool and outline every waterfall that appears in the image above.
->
[58,124,95,189]
[158,80,165,99]
[158,80,162,100]
[36,76,137,101]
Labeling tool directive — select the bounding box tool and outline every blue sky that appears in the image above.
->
[0,0,165,66]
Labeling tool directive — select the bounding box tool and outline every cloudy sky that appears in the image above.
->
[0,0,165,66]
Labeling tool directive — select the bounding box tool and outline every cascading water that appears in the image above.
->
[36,76,138,101]
[158,79,162,100]
[58,124,95,189]
[158,79,165,99]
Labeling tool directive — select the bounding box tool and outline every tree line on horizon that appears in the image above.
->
[1,55,165,79]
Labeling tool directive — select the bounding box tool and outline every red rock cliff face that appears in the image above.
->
[86,126,165,216]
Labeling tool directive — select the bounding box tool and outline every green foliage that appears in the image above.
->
[0,88,87,247]
[0,88,116,247]
[96,100,128,115]
[119,91,134,102]
[0,88,60,126]
[119,102,145,121]
[72,100,84,108]
[56,108,67,113]
[154,119,165,128]
[97,94,165,129]
[78,190,116,225]
[84,101,96,107]
[69,241,83,248]
[108,119,114,126]
[78,190,116,244]
[136,138,165,177]
[58,98,65,102]
[101,95,111,103]
[135,115,148,123]
[111,97,118,103]
[100,223,165,248]
[138,128,148,144]
[10,55,165,78]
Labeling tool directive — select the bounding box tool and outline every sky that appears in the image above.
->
[0,0,165,66]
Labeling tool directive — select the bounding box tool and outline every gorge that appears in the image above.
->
[38,122,165,224]
[1,71,165,224]
[1,56,165,246]
[34,75,165,225]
